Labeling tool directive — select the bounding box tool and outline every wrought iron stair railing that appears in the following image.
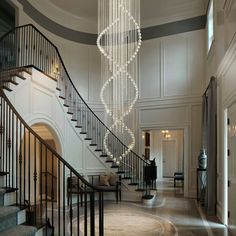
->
[0,90,104,236]
[0,24,150,193]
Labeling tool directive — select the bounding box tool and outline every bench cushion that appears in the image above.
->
[99,175,110,186]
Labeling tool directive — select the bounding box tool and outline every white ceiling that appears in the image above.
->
[48,0,208,27]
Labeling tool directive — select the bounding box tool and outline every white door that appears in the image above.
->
[228,105,236,236]
[162,140,176,177]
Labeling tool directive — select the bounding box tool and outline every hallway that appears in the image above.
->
[71,179,229,236]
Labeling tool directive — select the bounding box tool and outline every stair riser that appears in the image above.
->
[35,227,44,236]
[3,192,16,206]
[17,209,26,225]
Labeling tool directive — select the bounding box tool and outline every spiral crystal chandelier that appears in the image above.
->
[97,0,141,163]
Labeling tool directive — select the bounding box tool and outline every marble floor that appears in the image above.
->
[73,178,230,236]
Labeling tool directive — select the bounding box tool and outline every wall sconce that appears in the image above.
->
[162,130,171,139]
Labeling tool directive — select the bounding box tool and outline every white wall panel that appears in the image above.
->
[53,98,66,137]
[65,43,89,100]
[85,146,107,173]
[189,30,205,95]
[89,46,101,102]
[32,88,53,117]
[189,169,197,190]
[163,35,188,97]
[139,39,161,99]
[224,0,236,49]
[64,122,83,171]
[139,106,188,125]
[14,83,30,116]
[221,59,236,103]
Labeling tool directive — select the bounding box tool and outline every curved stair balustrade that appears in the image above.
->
[0,24,151,194]
[0,90,104,236]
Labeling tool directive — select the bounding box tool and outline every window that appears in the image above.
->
[207,0,214,52]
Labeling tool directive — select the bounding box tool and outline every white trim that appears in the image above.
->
[223,109,228,225]
[216,33,236,79]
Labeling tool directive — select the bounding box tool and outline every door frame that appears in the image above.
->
[138,126,188,197]
[226,104,236,233]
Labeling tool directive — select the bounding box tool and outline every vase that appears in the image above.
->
[198,149,207,169]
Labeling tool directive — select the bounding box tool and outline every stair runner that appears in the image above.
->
[0,187,37,236]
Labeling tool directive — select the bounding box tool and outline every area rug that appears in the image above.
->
[71,210,178,236]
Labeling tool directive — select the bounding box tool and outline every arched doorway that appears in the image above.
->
[31,123,62,202]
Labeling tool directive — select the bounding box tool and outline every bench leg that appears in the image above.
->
[67,192,69,206]
[80,193,83,207]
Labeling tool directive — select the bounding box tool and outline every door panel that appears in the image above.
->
[162,140,176,177]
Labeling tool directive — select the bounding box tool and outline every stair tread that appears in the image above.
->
[10,204,27,210]
[84,138,92,140]
[11,73,26,81]
[0,171,9,176]
[95,149,102,152]
[89,144,97,146]
[111,165,119,168]
[105,160,113,163]
[0,206,19,218]
[0,224,37,236]
[0,68,31,77]
[1,85,12,92]
[1,187,18,193]
[8,79,18,85]
[116,171,125,174]
[100,154,108,157]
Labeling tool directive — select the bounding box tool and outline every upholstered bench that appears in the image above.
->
[174,172,184,187]
[67,174,121,206]
[89,174,121,202]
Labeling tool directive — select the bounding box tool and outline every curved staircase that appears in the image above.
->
[0,24,151,194]
[0,24,153,235]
